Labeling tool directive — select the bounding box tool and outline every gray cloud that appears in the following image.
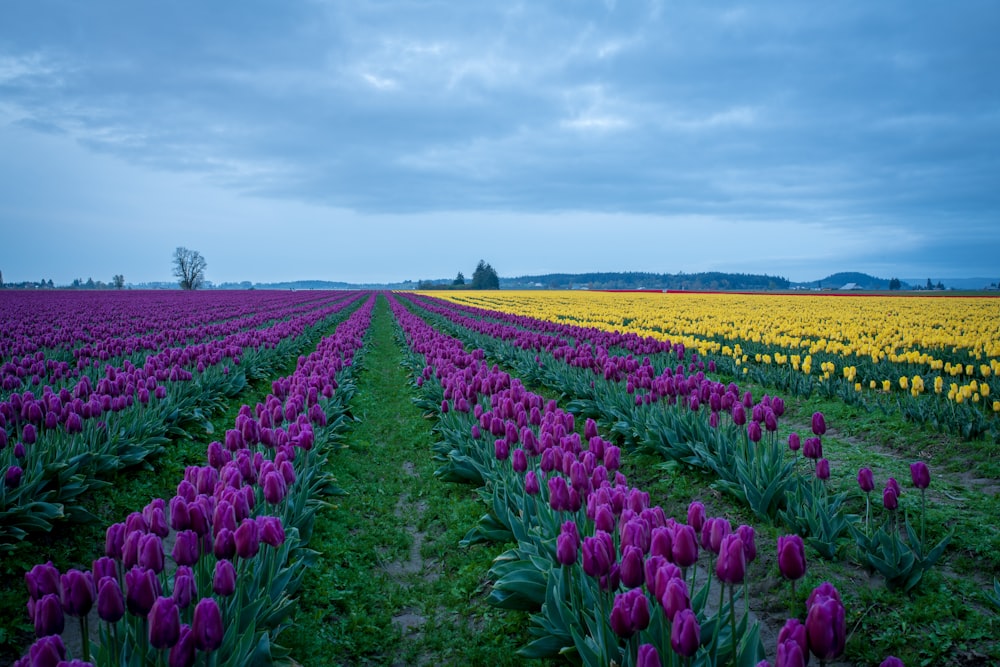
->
[1,1,998,283]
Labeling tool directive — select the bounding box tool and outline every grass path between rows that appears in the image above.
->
[283,296,538,666]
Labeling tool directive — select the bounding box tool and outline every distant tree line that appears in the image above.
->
[501,271,791,291]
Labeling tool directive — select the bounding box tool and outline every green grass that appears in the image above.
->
[282,296,538,666]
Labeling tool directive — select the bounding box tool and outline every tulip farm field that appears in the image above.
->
[1,291,999,666]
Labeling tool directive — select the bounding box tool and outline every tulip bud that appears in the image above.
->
[716,534,746,584]
[879,657,905,667]
[776,638,807,667]
[659,574,690,621]
[811,411,827,435]
[524,471,540,495]
[125,566,161,618]
[234,517,260,559]
[170,624,196,667]
[672,524,699,568]
[33,593,64,637]
[60,569,95,617]
[805,589,846,660]
[25,561,61,600]
[619,545,644,588]
[213,559,236,597]
[258,515,286,547]
[192,598,224,652]
[910,461,930,489]
[139,534,165,574]
[687,501,706,533]
[148,596,181,649]
[4,465,23,488]
[97,576,125,623]
[777,535,806,581]
[637,644,660,667]
[171,567,197,610]
[883,486,898,511]
[788,432,800,452]
[671,608,701,657]
[28,635,66,667]
[92,556,117,583]
[556,532,578,566]
[857,467,875,493]
[609,588,649,638]
[816,458,831,480]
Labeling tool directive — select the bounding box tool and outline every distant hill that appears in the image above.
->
[499,271,790,291]
[792,272,898,290]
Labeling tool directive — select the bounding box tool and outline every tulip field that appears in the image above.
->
[2,289,999,666]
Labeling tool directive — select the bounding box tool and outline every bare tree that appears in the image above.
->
[112,274,125,289]
[173,247,207,290]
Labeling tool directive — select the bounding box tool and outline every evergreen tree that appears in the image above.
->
[471,260,500,289]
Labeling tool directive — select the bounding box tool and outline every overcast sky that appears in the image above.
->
[1,1,998,285]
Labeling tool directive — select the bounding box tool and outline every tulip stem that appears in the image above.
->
[80,615,91,663]
[729,585,738,667]
[920,487,926,552]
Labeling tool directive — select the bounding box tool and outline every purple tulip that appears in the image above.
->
[609,588,650,638]
[619,545,645,588]
[556,532,579,566]
[5,465,23,488]
[777,535,806,581]
[637,644,660,667]
[92,556,117,583]
[25,561,61,600]
[805,588,846,660]
[171,567,197,609]
[97,576,125,623]
[787,432,800,452]
[883,486,898,511]
[716,534,746,584]
[670,608,701,657]
[234,518,260,559]
[258,515,286,547]
[816,458,831,480]
[910,461,930,489]
[192,598,224,652]
[777,618,807,656]
[886,476,902,498]
[172,530,200,567]
[33,593,65,637]
[776,639,807,667]
[524,470,540,495]
[60,569,95,617]
[262,470,287,505]
[139,534,165,574]
[880,657,905,667]
[494,438,509,461]
[582,531,615,579]
[28,635,65,667]
[547,475,570,512]
[659,574,690,621]
[811,411,826,435]
[687,501,706,532]
[802,437,822,460]
[703,517,731,555]
[672,524,699,568]
[148,596,181,649]
[511,448,527,472]
[22,423,37,444]
[857,467,875,493]
[747,421,762,443]
[213,559,236,597]
[125,566,161,618]
[170,624,196,667]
